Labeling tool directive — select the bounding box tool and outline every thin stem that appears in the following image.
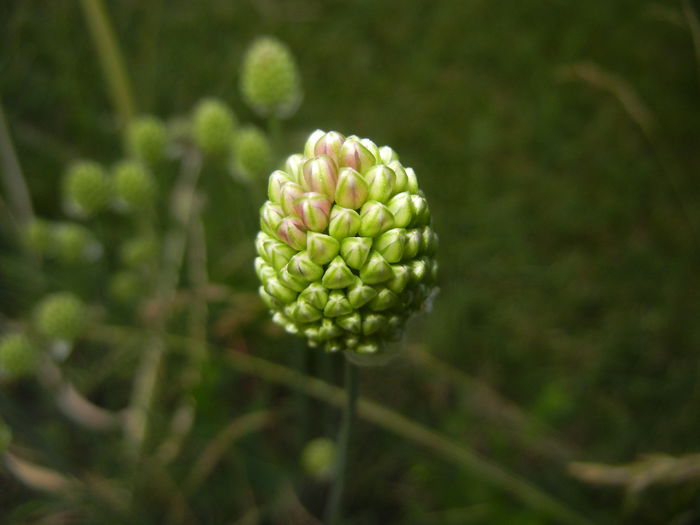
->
[324,360,359,525]
[79,0,136,130]
[0,101,33,225]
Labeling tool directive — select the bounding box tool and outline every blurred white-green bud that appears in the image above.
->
[35,292,87,342]
[233,126,272,181]
[113,160,156,211]
[301,437,337,479]
[51,222,101,263]
[193,98,237,156]
[240,36,302,118]
[23,218,51,254]
[127,115,167,165]
[255,130,438,356]
[0,333,40,379]
[63,160,111,216]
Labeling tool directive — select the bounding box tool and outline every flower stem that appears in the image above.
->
[324,359,359,525]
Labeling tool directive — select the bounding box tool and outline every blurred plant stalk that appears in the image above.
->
[0,101,33,226]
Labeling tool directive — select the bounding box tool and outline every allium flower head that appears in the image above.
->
[127,116,167,165]
[0,333,39,379]
[256,130,438,355]
[240,36,302,118]
[193,98,237,157]
[233,125,273,181]
[35,292,87,342]
[113,160,156,211]
[63,160,111,217]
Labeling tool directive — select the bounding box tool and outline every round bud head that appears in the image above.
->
[233,126,272,181]
[51,222,100,263]
[120,236,158,268]
[256,130,438,357]
[240,36,302,118]
[63,160,111,216]
[23,218,51,254]
[127,116,167,165]
[35,292,86,342]
[301,437,337,479]
[113,160,156,211]
[109,271,141,303]
[0,334,39,379]
[0,420,11,454]
[193,98,237,156]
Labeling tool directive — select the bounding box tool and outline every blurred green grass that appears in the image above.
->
[2,0,700,523]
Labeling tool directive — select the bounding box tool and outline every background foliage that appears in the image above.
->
[1,0,700,523]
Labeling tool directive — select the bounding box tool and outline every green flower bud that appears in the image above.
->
[256,130,438,355]
[193,98,237,156]
[113,161,156,211]
[109,271,141,303]
[233,125,272,181]
[301,437,336,479]
[0,333,39,379]
[0,420,11,454]
[23,219,51,254]
[240,36,302,118]
[335,168,369,210]
[52,223,100,263]
[127,116,167,165]
[35,292,86,341]
[64,161,111,216]
[120,236,158,267]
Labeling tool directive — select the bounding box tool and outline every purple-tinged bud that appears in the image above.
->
[387,192,415,228]
[265,277,298,304]
[302,155,338,199]
[364,165,396,203]
[359,251,394,284]
[405,167,419,194]
[387,161,408,193]
[268,170,293,202]
[264,239,296,271]
[254,257,276,283]
[306,232,340,265]
[356,340,380,354]
[379,146,398,164]
[285,154,305,183]
[340,236,372,270]
[321,256,355,289]
[368,288,399,311]
[294,192,331,232]
[277,216,307,250]
[260,201,285,237]
[323,290,353,317]
[403,229,422,260]
[314,131,345,163]
[259,286,281,310]
[335,168,369,210]
[373,228,406,263]
[338,138,376,174]
[255,231,274,258]
[278,267,307,292]
[328,206,361,239]
[279,181,306,215]
[360,138,381,162]
[287,251,324,282]
[336,312,361,334]
[362,314,387,336]
[387,264,410,294]
[320,318,342,340]
[299,282,328,310]
[410,194,430,226]
[347,278,378,309]
[304,129,326,158]
[408,258,429,284]
[291,299,323,323]
[359,201,395,237]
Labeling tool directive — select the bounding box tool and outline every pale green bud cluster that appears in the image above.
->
[35,292,86,342]
[240,37,302,118]
[52,222,101,263]
[193,98,237,157]
[127,116,167,165]
[0,419,11,454]
[120,236,158,268]
[113,160,156,210]
[63,160,111,216]
[109,271,141,303]
[256,130,438,355]
[233,126,272,181]
[0,333,40,379]
[301,437,336,479]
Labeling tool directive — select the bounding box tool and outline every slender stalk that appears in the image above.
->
[79,0,136,130]
[0,101,33,225]
[325,360,359,525]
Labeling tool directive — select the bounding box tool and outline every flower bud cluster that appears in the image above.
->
[35,292,86,342]
[256,130,438,355]
[0,333,39,380]
[127,116,167,165]
[233,125,273,181]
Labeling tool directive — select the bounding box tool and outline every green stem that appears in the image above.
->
[324,360,358,525]
[0,101,33,226]
[79,0,136,130]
